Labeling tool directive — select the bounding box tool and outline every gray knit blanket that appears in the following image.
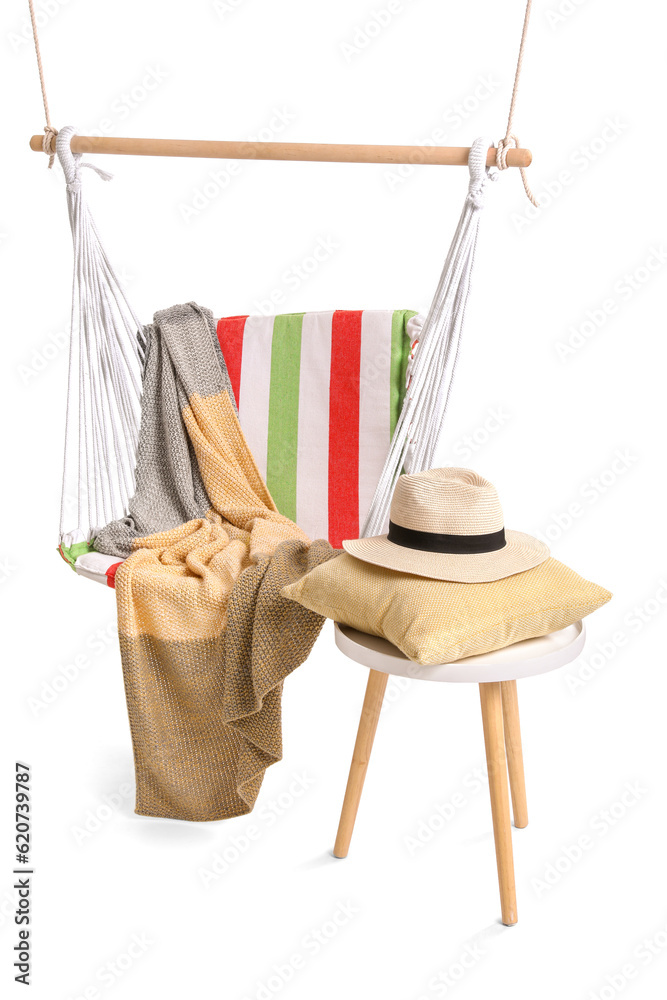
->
[95,302,236,558]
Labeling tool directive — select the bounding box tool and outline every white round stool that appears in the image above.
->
[332,621,586,926]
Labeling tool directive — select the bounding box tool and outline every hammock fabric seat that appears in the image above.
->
[73,549,123,587]
[65,308,422,583]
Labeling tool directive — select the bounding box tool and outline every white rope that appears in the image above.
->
[56,126,144,550]
[362,137,497,538]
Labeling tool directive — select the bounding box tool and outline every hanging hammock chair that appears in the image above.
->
[56,134,498,586]
[26,2,539,584]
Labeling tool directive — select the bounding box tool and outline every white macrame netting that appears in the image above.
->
[56,126,144,551]
[362,137,497,538]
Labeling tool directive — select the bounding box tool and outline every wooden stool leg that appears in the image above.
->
[500,680,529,829]
[479,682,517,926]
[333,668,388,859]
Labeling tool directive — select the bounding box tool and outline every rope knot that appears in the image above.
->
[466,186,486,211]
[495,133,518,171]
[496,132,539,208]
[43,124,58,169]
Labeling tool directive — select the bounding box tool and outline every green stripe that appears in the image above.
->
[390,310,418,436]
[266,313,304,520]
[59,539,97,570]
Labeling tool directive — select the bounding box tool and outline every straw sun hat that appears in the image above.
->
[344,468,549,583]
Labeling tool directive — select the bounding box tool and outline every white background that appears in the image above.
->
[2,1,666,998]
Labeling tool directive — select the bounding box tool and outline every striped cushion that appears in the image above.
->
[74,550,123,587]
[217,310,421,546]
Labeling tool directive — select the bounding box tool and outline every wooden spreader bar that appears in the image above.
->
[29,134,532,168]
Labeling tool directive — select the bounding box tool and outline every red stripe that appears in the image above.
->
[328,311,363,548]
[106,562,122,588]
[216,315,248,408]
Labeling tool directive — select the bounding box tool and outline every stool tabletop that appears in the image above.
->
[333,620,585,683]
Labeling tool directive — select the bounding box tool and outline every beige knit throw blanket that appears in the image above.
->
[110,304,337,821]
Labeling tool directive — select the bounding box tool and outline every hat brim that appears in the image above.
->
[342,529,549,583]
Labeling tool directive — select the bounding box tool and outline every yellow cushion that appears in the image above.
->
[281,554,611,665]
